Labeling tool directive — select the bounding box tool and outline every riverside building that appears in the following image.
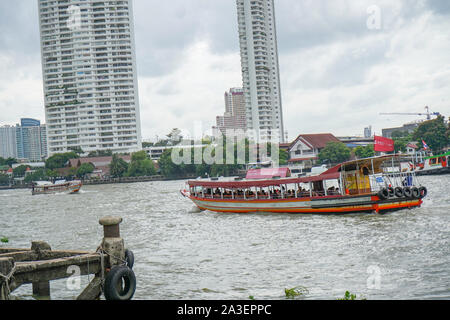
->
[236,0,285,143]
[38,0,142,156]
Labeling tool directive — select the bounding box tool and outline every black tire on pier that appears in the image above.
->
[104,266,136,301]
[125,249,135,270]
[378,188,389,200]
[388,187,395,198]
[418,187,428,199]
[403,187,412,198]
[395,187,404,198]
[411,187,420,199]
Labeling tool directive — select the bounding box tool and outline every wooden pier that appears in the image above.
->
[0,216,136,300]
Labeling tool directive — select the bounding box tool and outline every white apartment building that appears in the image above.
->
[38,0,142,156]
[236,0,285,143]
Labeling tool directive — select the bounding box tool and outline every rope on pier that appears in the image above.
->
[0,264,16,300]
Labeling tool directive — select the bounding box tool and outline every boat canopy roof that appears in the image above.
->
[187,155,401,189]
[424,151,450,160]
[188,172,340,189]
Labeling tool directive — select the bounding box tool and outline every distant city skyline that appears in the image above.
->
[1,1,449,141]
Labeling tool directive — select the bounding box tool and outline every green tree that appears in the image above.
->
[126,151,156,177]
[68,146,84,156]
[0,174,10,185]
[13,165,29,177]
[45,152,78,170]
[318,142,351,165]
[1,158,18,167]
[109,154,129,178]
[354,145,375,159]
[413,115,449,153]
[24,169,47,183]
[142,142,154,148]
[76,163,94,179]
[88,150,113,157]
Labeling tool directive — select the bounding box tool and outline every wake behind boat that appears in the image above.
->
[31,180,82,196]
[181,155,428,215]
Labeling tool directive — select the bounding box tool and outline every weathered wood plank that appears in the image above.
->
[12,254,102,288]
[77,276,102,300]
[0,248,31,254]
[0,251,39,262]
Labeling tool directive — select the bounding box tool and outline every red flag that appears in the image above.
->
[374,135,394,152]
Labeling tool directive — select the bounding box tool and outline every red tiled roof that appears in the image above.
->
[290,133,340,150]
[68,155,132,168]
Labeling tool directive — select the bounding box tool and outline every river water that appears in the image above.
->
[1,175,449,300]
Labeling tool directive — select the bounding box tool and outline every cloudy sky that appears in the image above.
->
[0,0,449,142]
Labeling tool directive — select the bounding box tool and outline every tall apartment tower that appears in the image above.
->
[38,0,142,156]
[236,0,285,143]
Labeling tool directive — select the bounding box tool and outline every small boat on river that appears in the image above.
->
[31,180,82,196]
[181,155,428,214]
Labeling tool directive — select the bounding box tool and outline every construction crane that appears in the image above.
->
[380,106,441,120]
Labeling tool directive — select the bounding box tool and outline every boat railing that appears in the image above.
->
[369,171,422,193]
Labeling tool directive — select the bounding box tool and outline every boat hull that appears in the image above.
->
[31,182,82,196]
[188,194,422,214]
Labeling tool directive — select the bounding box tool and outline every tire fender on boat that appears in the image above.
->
[378,188,389,200]
[403,187,412,198]
[418,186,428,199]
[395,187,404,198]
[411,187,420,199]
[104,266,136,301]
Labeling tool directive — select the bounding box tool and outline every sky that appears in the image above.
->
[0,0,449,142]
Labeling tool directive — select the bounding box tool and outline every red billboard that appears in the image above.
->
[374,135,395,152]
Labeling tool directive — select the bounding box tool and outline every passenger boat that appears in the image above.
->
[181,156,428,214]
[31,180,82,196]
[402,151,450,175]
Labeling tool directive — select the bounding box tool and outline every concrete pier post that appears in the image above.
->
[31,241,51,298]
[99,216,125,268]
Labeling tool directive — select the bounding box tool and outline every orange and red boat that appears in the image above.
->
[181,156,427,214]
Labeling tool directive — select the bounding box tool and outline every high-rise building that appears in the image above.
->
[0,126,18,159]
[236,0,285,143]
[1,119,48,161]
[16,119,48,162]
[38,0,142,156]
[214,88,247,135]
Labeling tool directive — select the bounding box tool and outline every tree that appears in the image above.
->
[318,142,351,165]
[0,174,10,185]
[0,157,18,167]
[354,145,375,159]
[13,165,29,177]
[24,169,47,183]
[76,163,94,179]
[412,115,449,153]
[142,142,154,148]
[45,152,78,170]
[68,146,84,156]
[126,151,156,177]
[88,150,113,157]
[109,154,129,178]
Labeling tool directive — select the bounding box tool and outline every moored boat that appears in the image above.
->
[403,151,450,176]
[181,156,428,214]
[31,180,82,195]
